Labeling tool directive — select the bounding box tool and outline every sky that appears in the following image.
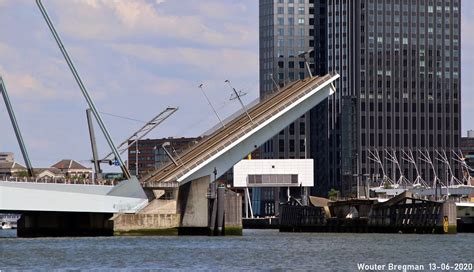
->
[0,0,473,170]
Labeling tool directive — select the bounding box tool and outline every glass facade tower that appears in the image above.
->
[260,0,462,197]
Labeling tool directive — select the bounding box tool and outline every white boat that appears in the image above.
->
[1,222,12,230]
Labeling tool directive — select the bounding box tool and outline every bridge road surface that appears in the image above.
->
[143,73,339,187]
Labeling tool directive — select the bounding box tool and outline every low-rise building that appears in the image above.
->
[34,168,64,181]
[128,137,202,177]
[0,161,26,177]
[0,152,14,163]
[50,159,92,179]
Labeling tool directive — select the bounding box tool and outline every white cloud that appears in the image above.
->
[110,43,258,79]
[0,64,78,101]
[197,1,247,20]
[49,0,255,47]
[0,42,10,55]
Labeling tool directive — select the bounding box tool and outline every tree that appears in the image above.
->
[15,171,29,178]
[328,188,339,201]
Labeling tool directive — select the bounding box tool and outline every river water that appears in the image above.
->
[0,229,473,271]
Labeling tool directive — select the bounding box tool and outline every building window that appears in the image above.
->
[300,122,305,135]
[289,140,295,152]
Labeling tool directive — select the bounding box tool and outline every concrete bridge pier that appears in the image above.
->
[178,176,242,235]
[17,212,113,237]
[110,176,242,236]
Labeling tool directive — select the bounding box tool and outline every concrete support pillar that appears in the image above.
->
[178,176,211,234]
[440,200,457,234]
[216,185,225,234]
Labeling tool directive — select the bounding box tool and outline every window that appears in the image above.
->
[298,18,305,25]
[300,122,305,135]
[300,140,305,152]
[289,140,295,152]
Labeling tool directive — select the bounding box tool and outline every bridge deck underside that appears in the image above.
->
[0,178,148,213]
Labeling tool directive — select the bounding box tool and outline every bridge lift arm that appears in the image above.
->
[36,0,131,179]
[102,107,178,161]
[0,76,34,177]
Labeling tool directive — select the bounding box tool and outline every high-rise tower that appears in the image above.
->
[260,0,462,197]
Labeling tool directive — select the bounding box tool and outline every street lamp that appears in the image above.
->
[198,83,225,128]
[162,142,179,166]
[135,140,140,177]
[269,73,280,92]
[225,80,254,124]
[297,49,314,78]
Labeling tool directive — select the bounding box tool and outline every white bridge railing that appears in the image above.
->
[0,176,117,186]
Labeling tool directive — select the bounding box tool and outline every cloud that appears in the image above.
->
[0,0,257,167]
[49,0,256,48]
[0,65,58,100]
[0,42,11,56]
[110,43,258,79]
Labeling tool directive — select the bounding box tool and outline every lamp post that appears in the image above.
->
[269,73,280,92]
[162,142,179,166]
[198,83,225,128]
[297,49,314,78]
[135,140,140,177]
[225,80,254,124]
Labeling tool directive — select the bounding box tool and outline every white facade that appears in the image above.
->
[233,159,314,187]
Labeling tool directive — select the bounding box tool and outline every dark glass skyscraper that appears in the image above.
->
[260,0,461,196]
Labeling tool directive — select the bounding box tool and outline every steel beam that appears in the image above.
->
[86,109,102,182]
[0,76,34,177]
[36,0,131,179]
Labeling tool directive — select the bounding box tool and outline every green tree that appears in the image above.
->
[15,171,29,177]
[328,188,339,201]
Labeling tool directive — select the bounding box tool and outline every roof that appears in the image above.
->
[0,161,26,170]
[33,168,63,175]
[51,160,90,170]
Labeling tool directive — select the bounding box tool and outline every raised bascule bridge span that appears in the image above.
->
[0,73,339,237]
[143,73,339,188]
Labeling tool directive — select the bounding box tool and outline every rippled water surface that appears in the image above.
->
[1,229,473,271]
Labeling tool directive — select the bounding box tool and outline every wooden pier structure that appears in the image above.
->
[280,192,457,234]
